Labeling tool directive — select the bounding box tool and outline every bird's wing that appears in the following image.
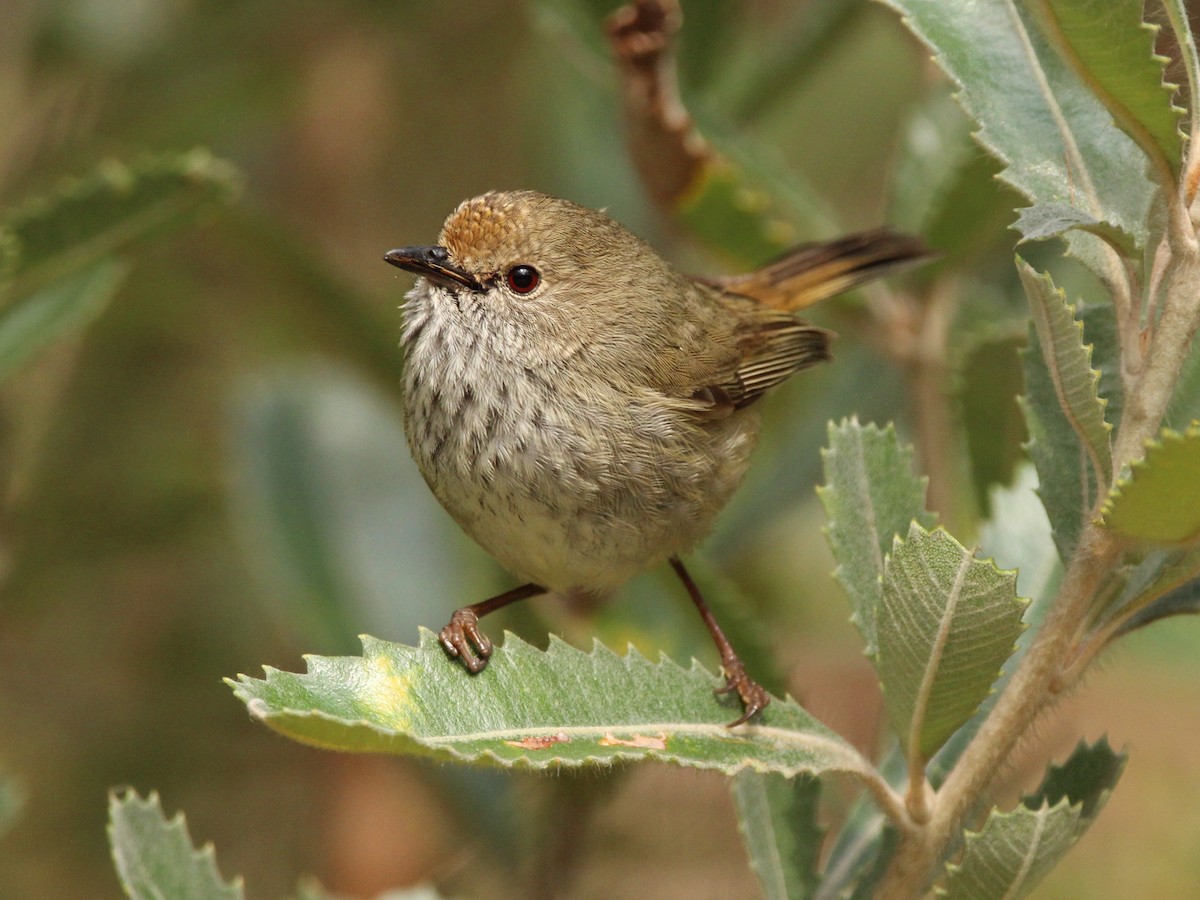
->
[648,286,832,418]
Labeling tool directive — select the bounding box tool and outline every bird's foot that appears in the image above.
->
[439,608,493,673]
[716,658,771,727]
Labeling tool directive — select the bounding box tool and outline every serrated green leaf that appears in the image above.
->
[229,630,877,781]
[1026,0,1184,184]
[939,738,1125,898]
[819,418,936,658]
[1018,259,1112,486]
[1161,0,1200,155]
[0,258,126,382]
[877,524,1027,762]
[108,789,243,900]
[938,800,1081,899]
[3,149,240,300]
[1078,298,1124,438]
[929,466,1062,787]
[1100,426,1200,544]
[1021,321,1101,563]
[880,0,1155,270]
[733,772,823,900]
[1024,737,1126,822]
[1012,202,1137,256]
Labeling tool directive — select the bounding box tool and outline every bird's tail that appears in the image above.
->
[717,229,933,312]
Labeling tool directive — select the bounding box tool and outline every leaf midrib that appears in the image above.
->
[908,550,972,763]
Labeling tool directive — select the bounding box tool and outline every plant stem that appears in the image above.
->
[1113,242,1200,467]
[875,229,1200,896]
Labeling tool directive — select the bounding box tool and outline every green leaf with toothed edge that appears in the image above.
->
[732,771,823,900]
[1013,203,1138,257]
[879,0,1156,288]
[939,800,1081,899]
[1020,319,1100,564]
[1017,259,1112,487]
[1024,737,1126,821]
[1100,426,1200,545]
[938,738,1125,898]
[876,523,1027,763]
[1025,0,1184,182]
[818,418,937,659]
[928,466,1062,788]
[228,629,876,779]
[108,789,243,900]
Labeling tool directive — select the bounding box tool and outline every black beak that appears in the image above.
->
[384,246,484,292]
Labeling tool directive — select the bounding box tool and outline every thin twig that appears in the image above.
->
[606,0,711,206]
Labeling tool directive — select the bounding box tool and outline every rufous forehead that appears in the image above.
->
[439,194,529,269]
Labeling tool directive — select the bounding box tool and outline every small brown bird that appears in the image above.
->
[386,191,928,725]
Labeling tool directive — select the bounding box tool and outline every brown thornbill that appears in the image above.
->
[386,191,930,726]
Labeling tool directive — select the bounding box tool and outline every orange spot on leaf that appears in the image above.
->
[598,732,667,750]
[504,732,570,750]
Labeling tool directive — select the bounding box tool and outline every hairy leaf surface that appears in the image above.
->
[819,419,935,658]
[230,630,876,779]
[881,0,1155,270]
[1026,0,1184,183]
[877,525,1026,762]
[1018,260,1112,486]
[940,738,1125,898]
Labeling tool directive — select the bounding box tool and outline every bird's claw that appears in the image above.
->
[439,608,493,673]
[718,658,770,727]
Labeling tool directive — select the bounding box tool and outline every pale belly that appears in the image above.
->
[402,345,757,592]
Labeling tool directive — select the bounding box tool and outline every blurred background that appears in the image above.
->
[0,0,1197,897]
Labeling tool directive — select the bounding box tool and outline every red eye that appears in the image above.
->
[505,264,540,294]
